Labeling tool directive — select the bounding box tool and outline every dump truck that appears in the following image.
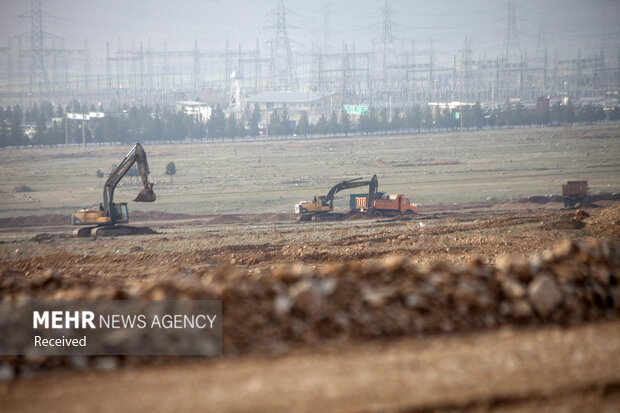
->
[353,192,418,217]
[71,142,156,237]
[562,180,588,208]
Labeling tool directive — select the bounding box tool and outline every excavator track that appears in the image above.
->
[73,226,97,237]
[73,225,157,238]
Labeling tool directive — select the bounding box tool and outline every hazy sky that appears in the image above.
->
[1,0,618,64]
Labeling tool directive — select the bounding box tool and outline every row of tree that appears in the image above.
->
[1,100,618,147]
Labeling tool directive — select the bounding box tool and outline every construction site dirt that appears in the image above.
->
[1,198,620,412]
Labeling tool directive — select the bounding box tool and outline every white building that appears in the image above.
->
[175,101,213,123]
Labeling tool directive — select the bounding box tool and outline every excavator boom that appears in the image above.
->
[103,142,155,223]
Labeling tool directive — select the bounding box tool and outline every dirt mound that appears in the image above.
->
[206,213,295,225]
[343,211,370,221]
[11,185,35,193]
[1,238,618,378]
[590,192,620,202]
[574,209,590,220]
[575,202,602,209]
[253,213,296,223]
[542,218,585,230]
[371,158,392,167]
[519,195,562,204]
[586,203,620,240]
[0,214,68,228]
[130,210,201,222]
[30,233,70,242]
[207,214,246,225]
[516,193,620,206]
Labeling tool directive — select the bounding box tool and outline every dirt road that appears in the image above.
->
[2,321,619,413]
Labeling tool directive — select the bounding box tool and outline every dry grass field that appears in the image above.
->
[0,124,618,219]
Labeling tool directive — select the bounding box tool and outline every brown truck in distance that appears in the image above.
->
[562,180,589,208]
[354,193,418,217]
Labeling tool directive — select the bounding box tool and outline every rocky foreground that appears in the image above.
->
[1,236,618,379]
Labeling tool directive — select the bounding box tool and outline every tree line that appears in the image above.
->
[1,99,618,148]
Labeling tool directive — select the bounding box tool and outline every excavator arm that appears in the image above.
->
[103,142,156,223]
[368,174,378,202]
[323,175,377,208]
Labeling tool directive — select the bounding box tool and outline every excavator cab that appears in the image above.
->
[113,203,129,224]
[317,196,330,207]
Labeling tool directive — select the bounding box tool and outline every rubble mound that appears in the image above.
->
[574,209,590,220]
[541,218,585,230]
[0,238,618,377]
[585,203,620,240]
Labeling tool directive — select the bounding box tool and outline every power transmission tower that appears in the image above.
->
[145,39,154,93]
[225,38,231,93]
[161,40,169,98]
[106,41,110,107]
[380,0,394,90]
[535,18,546,60]
[254,38,262,92]
[315,46,326,93]
[461,37,472,101]
[266,0,297,91]
[4,37,14,93]
[19,0,51,97]
[139,41,145,95]
[83,38,89,94]
[428,39,434,101]
[192,39,201,99]
[503,0,520,62]
[341,43,351,97]
[322,2,334,52]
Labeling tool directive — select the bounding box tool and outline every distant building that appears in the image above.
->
[247,91,336,122]
[427,101,477,110]
[176,101,212,123]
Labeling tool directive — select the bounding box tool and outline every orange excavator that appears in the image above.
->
[71,142,156,237]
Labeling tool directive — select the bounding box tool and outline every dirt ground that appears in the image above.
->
[1,198,619,411]
[1,198,617,278]
[3,321,620,413]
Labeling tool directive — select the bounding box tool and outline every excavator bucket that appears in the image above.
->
[134,188,156,202]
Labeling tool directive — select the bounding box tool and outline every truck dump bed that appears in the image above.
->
[562,181,588,197]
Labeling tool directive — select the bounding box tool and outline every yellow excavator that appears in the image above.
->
[72,142,156,237]
[295,175,377,221]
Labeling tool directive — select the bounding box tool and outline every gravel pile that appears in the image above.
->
[1,238,618,378]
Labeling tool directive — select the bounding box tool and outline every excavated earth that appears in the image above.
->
[1,200,620,412]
